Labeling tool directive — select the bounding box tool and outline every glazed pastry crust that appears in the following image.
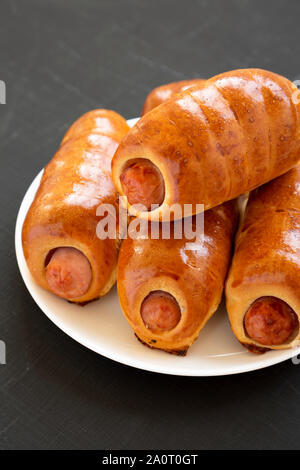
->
[117,200,238,353]
[141,79,206,115]
[22,109,129,303]
[226,165,300,351]
[112,69,300,221]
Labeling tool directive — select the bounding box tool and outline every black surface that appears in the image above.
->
[1,0,300,450]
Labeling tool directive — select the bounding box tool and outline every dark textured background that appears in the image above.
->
[1,0,300,450]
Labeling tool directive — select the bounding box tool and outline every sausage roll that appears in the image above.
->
[226,165,300,352]
[117,200,238,354]
[141,79,206,115]
[22,109,129,303]
[112,68,300,221]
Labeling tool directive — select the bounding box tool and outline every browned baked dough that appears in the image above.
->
[117,201,238,354]
[226,165,300,351]
[112,68,300,221]
[22,109,129,303]
[141,79,206,115]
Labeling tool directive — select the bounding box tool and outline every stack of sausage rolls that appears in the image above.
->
[23,68,300,355]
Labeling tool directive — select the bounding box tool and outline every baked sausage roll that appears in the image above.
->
[112,68,300,221]
[141,79,206,115]
[226,165,300,352]
[117,200,238,354]
[22,109,129,304]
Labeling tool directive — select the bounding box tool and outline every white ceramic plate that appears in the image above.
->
[15,117,300,376]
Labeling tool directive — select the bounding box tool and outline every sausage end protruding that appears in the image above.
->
[244,296,298,346]
[45,247,92,300]
[140,290,181,333]
[120,159,165,211]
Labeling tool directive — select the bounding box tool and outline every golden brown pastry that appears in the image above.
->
[117,200,238,354]
[226,165,300,352]
[112,68,300,221]
[22,109,129,303]
[141,79,206,115]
